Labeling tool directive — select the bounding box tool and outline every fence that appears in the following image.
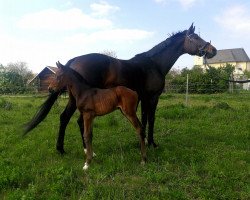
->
[165,74,250,94]
[1,74,250,95]
[165,83,250,93]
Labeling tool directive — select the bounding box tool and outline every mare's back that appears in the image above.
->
[69,54,123,88]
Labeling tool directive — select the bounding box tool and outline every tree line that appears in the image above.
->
[0,62,35,94]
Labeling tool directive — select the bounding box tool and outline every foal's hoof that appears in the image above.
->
[140,160,146,165]
[84,149,96,157]
[83,163,89,171]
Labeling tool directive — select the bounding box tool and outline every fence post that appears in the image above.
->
[185,74,189,106]
[229,73,233,93]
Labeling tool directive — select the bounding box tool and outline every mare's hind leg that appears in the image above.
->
[82,113,94,170]
[57,93,76,154]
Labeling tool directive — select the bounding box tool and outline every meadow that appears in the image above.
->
[0,93,249,199]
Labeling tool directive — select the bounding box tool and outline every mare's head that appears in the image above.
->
[183,23,217,59]
[48,61,69,93]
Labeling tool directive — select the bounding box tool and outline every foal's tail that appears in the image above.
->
[23,91,60,136]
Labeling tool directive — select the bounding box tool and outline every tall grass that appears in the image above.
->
[0,93,249,199]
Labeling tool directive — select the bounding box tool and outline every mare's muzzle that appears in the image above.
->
[199,42,217,58]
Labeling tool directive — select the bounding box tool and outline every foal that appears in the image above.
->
[49,62,146,170]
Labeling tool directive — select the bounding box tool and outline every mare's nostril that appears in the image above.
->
[213,49,217,55]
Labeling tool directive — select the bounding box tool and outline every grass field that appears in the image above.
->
[0,93,249,199]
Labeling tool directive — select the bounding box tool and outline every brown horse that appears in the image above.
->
[24,24,217,153]
[49,61,146,170]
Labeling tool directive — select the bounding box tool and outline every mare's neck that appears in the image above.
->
[150,38,185,75]
[132,34,186,76]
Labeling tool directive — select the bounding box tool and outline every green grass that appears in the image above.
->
[0,93,249,199]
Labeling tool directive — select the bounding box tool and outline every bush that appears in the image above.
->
[166,64,235,94]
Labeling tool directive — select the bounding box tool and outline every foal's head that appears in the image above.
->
[48,62,69,93]
[183,23,217,59]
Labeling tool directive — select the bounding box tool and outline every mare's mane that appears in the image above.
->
[136,30,187,58]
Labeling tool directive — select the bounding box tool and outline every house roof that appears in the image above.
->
[28,66,57,84]
[46,66,58,73]
[206,48,250,64]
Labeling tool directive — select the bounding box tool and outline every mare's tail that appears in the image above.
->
[23,91,60,136]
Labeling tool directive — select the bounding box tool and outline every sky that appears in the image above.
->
[1,0,250,73]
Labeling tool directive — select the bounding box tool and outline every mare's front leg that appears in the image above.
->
[56,92,76,154]
[147,96,159,148]
[141,99,148,143]
[83,113,94,170]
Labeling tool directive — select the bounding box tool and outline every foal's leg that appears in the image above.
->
[83,113,94,170]
[122,109,147,164]
[78,115,96,157]
[77,114,86,149]
[57,93,76,154]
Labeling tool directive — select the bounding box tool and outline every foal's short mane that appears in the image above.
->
[65,65,91,86]
[135,30,187,58]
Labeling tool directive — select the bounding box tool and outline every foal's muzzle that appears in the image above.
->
[48,87,55,94]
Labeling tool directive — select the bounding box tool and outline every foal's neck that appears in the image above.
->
[65,71,90,99]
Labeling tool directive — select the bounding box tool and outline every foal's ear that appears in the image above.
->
[56,61,66,70]
[187,23,195,35]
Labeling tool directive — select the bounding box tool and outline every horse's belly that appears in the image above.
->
[94,103,116,116]
[93,92,118,116]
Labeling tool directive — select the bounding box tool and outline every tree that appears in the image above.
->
[0,62,35,94]
[7,62,33,84]
[166,64,235,94]
[244,69,250,79]
[100,50,117,58]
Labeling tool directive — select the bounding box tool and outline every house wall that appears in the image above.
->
[194,56,203,66]
[207,62,249,71]
[38,69,55,92]
[247,62,250,71]
[194,56,250,71]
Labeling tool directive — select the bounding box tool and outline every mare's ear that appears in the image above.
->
[186,23,195,35]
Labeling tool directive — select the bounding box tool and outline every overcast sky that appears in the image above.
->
[1,0,250,72]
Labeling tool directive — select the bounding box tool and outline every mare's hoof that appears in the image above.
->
[152,142,158,148]
[148,141,158,148]
[57,146,66,154]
